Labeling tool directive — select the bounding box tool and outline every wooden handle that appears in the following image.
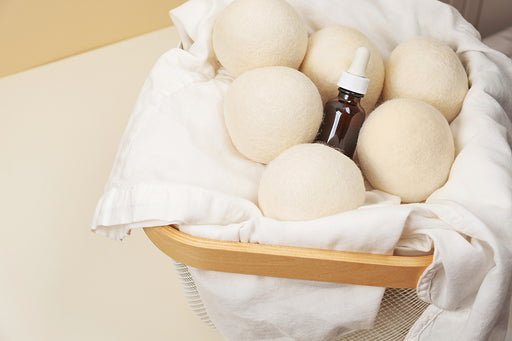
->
[144,225,432,288]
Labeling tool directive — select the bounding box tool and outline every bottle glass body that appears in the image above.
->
[315,88,366,158]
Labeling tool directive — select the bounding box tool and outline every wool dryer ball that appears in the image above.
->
[224,66,323,164]
[356,98,455,203]
[212,0,308,77]
[258,143,366,221]
[300,26,385,113]
[383,37,469,122]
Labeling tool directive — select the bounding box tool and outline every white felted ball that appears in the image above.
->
[224,66,323,164]
[356,98,455,203]
[383,37,469,122]
[212,0,308,77]
[258,143,366,221]
[299,26,385,113]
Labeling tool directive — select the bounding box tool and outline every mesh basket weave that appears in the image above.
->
[173,260,215,328]
[338,287,429,340]
[173,260,430,340]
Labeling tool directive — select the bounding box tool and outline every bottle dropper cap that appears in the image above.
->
[337,47,371,95]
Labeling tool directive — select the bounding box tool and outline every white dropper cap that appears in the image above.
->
[337,47,371,95]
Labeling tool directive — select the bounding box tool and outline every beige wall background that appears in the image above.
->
[1,1,511,340]
[0,0,185,77]
[0,26,224,341]
[444,0,512,37]
[2,0,511,78]
[478,0,512,37]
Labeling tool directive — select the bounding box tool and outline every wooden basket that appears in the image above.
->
[142,42,435,290]
[144,225,432,289]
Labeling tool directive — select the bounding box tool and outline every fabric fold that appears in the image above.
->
[91,0,512,339]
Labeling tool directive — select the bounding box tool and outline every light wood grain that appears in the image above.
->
[144,225,433,288]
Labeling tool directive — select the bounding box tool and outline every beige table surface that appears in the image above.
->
[0,26,223,341]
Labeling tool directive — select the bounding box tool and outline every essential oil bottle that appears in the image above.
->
[316,47,370,159]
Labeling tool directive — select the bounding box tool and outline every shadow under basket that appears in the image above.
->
[144,225,433,340]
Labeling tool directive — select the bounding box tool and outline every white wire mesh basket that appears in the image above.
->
[172,260,430,340]
[146,225,432,340]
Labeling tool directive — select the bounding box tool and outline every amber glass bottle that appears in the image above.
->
[316,88,365,158]
[315,46,370,159]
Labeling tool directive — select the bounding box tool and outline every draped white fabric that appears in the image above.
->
[91,0,512,339]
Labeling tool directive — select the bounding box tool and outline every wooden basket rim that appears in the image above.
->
[144,225,433,288]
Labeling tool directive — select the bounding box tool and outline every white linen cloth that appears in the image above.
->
[91,0,512,340]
